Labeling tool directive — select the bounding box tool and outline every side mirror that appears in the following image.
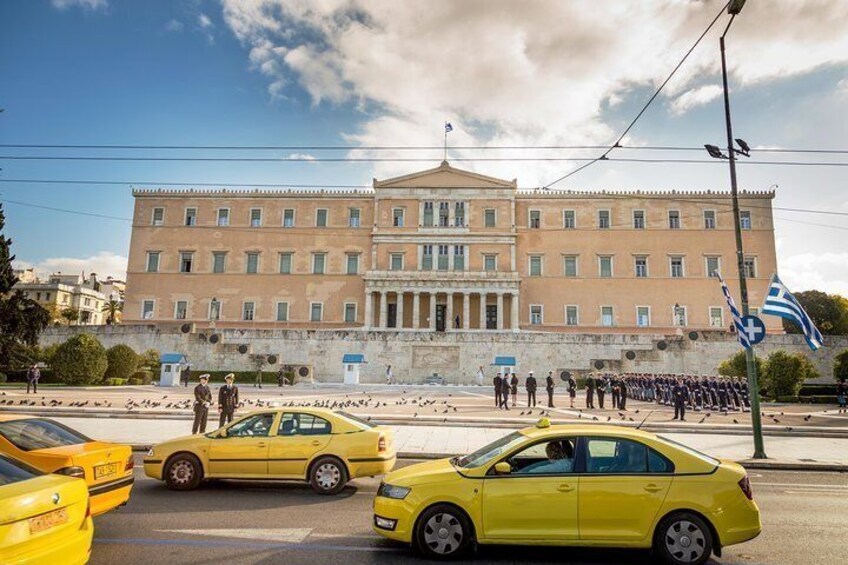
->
[494,462,511,475]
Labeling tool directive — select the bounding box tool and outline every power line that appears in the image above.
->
[0,198,132,221]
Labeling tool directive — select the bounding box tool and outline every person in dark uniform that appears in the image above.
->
[545,371,555,408]
[525,371,537,407]
[493,372,503,408]
[717,378,729,412]
[611,377,620,410]
[218,373,239,427]
[596,375,606,409]
[567,375,577,408]
[692,377,703,411]
[708,377,719,410]
[836,379,847,413]
[500,375,511,410]
[181,364,191,388]
[509,373,519,407]
[192,374,212,434]
[672,377,689,421]
[585,374,595,409]
[619,377,628,411]
[740,379,751,412]
[730,377,742,411]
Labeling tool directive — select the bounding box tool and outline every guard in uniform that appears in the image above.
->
[546,371,555,408]
[717,378,729,412]
[526,371,537,407]
[192,374,212,434]
[585,374,595,409]
[218,373,239,427]
[567,375,577,408]
[510,373,519,407]
[619,377,628,411]
[500,375,511,410]
[611,377,620,410]
[672,378,689,421]
[596,375,606,409]
[493,372,503,408]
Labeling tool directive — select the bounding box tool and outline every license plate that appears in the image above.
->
[29,508,68,535]
[94,462,119,480]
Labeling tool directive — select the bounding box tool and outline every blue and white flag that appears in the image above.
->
[717,272,750,350]
[444,122,453,133]
[762,275,824,350]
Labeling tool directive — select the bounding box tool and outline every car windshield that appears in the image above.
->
[0,454,43,487]
[657,435,720,466]
[453,432,527,469]
[336,411,376,429]
[0,419,91,452]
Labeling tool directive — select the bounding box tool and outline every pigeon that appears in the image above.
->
[804,415,812,421]
[698,417,706,424]
[733,419,739,424]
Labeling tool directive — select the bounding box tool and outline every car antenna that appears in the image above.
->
[635,410,654,430]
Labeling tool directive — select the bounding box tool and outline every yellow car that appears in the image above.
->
[373,421,761,565]
[144,408,396,494]
[0,415,134,517]
[0,453,93,565]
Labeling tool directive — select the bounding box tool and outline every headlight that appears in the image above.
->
[378,483,411,500]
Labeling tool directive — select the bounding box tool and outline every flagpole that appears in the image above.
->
[444,123,448,162]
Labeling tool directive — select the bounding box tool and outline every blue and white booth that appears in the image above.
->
[494,356,517,376]
[159,353,188,387]
[342,354,366,385]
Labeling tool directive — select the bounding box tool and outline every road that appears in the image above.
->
[89,456,847,565]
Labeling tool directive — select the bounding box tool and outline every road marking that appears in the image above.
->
[95,537,401,553]
[752,482,848,488]
[158,528,312,543]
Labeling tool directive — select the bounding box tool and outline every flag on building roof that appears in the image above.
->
[761,275,824,350]
[444,122,453,133]
[717,273,750,350]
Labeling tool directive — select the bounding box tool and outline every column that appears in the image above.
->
[479,293,488,330]
[378,290,388,329]
[496,292,504,330]
[429,292,437,331]
[445,292,454,331]
[462,292,470,330]
[396,291,405,329]
[412,292,421,330]
[364,291,373,329]
[510,292,519,332]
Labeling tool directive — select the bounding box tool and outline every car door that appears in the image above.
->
[481,436,579,541]
[578,436,674,541]
[268,413,333,478]
[207,413,277,478]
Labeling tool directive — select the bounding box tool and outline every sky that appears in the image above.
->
[1,0,846,294]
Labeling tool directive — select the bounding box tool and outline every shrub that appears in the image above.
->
[138,349,161,372]
[717,350,765,381]
[775,395,800,403]
[106,378,127,386]
[104,345,139,381]
[132,370,153,385]
[127,378,143,385]
[763,350,819,399]
[0,373,6,383]
[51,334,108,385]
[834,350,848,382]
[188,370,279,384]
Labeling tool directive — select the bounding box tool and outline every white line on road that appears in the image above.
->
[158,528,313,543]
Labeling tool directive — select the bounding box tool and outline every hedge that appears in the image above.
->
[185,370,290,384]
[132,370,153,385]
[51,334,108,385]
[106,378,128,386]
[104,345,139,381]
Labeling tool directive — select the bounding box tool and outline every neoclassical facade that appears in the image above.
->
[124,162,780,333]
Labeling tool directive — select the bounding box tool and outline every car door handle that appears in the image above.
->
[644,484,663,493]
[557,484,575,492]
[257,442,267,448]
[311,440,321,446]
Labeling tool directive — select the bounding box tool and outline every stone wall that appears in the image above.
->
[39,325,847,384]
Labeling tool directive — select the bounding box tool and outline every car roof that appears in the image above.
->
[521,423,658,440]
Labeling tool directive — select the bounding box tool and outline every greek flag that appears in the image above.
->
[762,275,824,350]
[444,122,453,133]
[717,273,750,349]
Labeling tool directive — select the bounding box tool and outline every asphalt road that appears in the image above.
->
[89,456,847,565]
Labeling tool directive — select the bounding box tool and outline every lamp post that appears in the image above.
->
[706,0,767,459]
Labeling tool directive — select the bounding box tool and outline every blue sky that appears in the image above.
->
[1,0,847,294]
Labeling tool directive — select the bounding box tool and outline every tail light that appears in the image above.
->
[125,457,134,472]
[738,475,753,500]
[378,435,387,453]
[55,466,85,479]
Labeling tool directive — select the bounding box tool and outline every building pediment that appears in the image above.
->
[373,161,517,190]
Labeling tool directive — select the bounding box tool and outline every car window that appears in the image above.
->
[585,438,648,474]
[454,431,527,469]
[0,419,91,451]
[336,411,375,429]
[648,449,675,473]
[0,454,42,486]
[508,438,576,475]
[227,413,275,437]
[657,435,720,466]
[278,413,332,436]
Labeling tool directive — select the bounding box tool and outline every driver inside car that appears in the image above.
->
[515,439,574,474]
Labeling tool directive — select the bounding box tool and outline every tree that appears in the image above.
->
[104,344,139,381]
[834,350,848,382]
[60,307,80,325]
[102,297,122,325]
[717,350,765,381]
[783,290,847,335]
[51,334,108,385]
[762,350,819,399]
[138,348,161,373]
[0,204,50,371]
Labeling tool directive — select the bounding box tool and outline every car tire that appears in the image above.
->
[309,456,348,495]
[415,504,474,560]
[654,512,714,565]
[164,453,203,491]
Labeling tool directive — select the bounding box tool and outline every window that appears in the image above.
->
[706,256,721,278]
[217,208,230,227]
[454,202,465,226]
[278,413,332,436]
[565,305,579,326]
[276,302,289,322]
[184,208,197,226]
[45,293,50,301]
[637,306,651,327]
[529,255,543,277]
[346,253,359,274]
[704,210,716,229]
[174,300,188,320]
[709,307,724,327]
[743,256,757,278]
[392,208,404,227]
[316,209,328,227]
[278,252,293,274]
[423,202,434,226]
[310,302,323,322]
[438,202,450,227]
[249,208,262,227]
[437,245,449,270]
[598,210,610,229]
[245,252,260,274]
[283,208,295,228]
[584,438,672,474]
[635,256,648,278]
[529,210,541,228]
[668,210,681,229]
[422,245,433,270]
[563,210,576,229]
[502,438,576,475]
[312,253,326,275]
[484,208,496,227]
[209,299,221,321]
[228,413,275,437]
[212,252,226,273]
[142,300,155,320]
[599,256,613,278]
[454,245,465,270]
[152,207,164,226]
[484,254,497,272]
[601,306,614,326]
[530,305,543,325]
[740,210,752,230]
[563,255,578,277]
[673,305,687,326]
[344,303,357,323]
[242,302,255,321]
[0,419,90,452]
[349,208,361,228]
[390,253,404,271]
[670,256,684,278]
[179,252,194,273]
[633,210,645,230]
[146,252,160,273]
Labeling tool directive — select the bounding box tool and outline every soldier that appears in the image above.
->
[475,366,485,386]
[493,372,503,408]
[708,376,720,410]
[546,371,555,408]
[218,373,239,427]
[730,377,742,411]
[525,371,537,407]
[611,376,621,410]
[509,373,519,407]
[619,376,628,411]
[836,379,847,413]
[181,364,191,388]
[585,373,595,409]
[672,377,689,421]
[691,377,703,411]
[386,364,394,385]
[740,378,751,412]
[192,374,212,434]
[717,378,729,412]
[596,374,606,409]
[501,374,511,410]
[567,374,577,408]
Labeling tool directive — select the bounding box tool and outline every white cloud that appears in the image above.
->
[198,13,214,29]
[780,252,848,297]
[51,0,107,10]
[165,19,184,33]
[669,84,723,116]
[13,252,128,282]
[287,153,316,161]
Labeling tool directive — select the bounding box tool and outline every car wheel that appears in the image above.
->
[164,454,203,491]
[655,512,713,565]
[309,456,348,495]
[415,504,473,560]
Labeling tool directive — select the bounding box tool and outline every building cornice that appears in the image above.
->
[132,188,375,199]
[516,188,776,199]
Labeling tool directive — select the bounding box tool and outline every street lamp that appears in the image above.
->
[704,0,767,459]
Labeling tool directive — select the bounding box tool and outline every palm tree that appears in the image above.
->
[102,297,122,325]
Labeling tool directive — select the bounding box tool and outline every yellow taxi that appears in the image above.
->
[144,408,396,494]
[0,453,93,565]
[0,415,134,517]
[373,420,761,565]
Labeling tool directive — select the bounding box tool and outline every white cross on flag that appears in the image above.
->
[716,273,751,350]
